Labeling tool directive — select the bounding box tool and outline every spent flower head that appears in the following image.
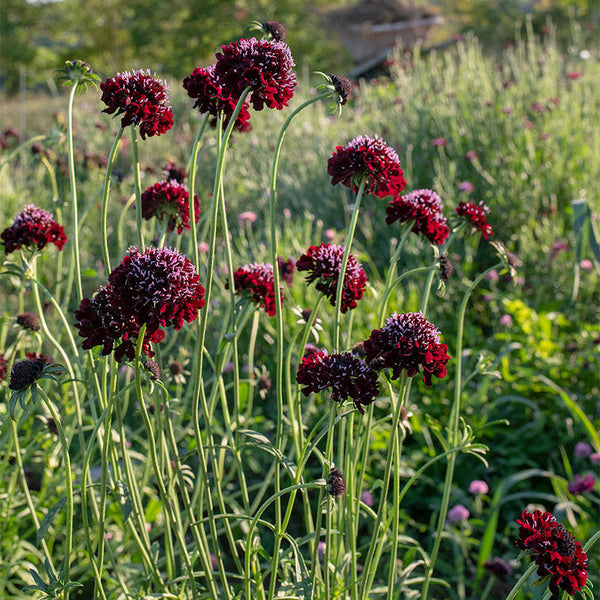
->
[315,72,354,115]
[327,468,346,498]
[16,312,41,332]
[296,350,379,413]
[386,189,449,246]
[364,312,450,386]
[248,20,287,42]
[101,69,174,139]
[328,135,406,199]
[1,204,67,255]
[515,509,588,599]
[296,243,367,313]
[54,59,100,92]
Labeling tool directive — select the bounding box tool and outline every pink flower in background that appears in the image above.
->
[574,442,592,459]
[567,72,582,79]
[580,259,593,270]
[499,314,513,327]
[567,473,596,495]
[485,270,499,282]
[447,505,470,523]
[458,181,475,193]
[550,241,568,259]
[590,453,600,465]
[431,137,447,147]
[464,150,478,161]
[237,211,258,226]
[469,480,489,495]
[325,228,335,241]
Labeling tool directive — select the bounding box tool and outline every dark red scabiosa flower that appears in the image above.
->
[456,201,494,239]
[75,247,205,362]
[0,353,7,382]
[296,243,367,313]
[277,257,295,286]
[327,135,406,199]
[1,204,67,255]
[214,38,296,111]
[567,473,596,495]
[183,64,252,132]
[515,510,588,599]
[329,74,353,105]
[141,180,200,234]
[364,312,450,386]
[328,468,346,498]
[100,69,174,139]
[9,357,46,391]
[228,263,282,317]
[386,189,449,246]
[16,312,41,332]
[484,557,513,581]
[296,350,379,413]
[163,162,187,183]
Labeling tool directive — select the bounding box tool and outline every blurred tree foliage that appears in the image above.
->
[0,0,597,93]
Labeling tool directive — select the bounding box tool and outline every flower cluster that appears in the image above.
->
[296,350,379,413]
[100,70,173,139]
[327,135,406,199]
[515,510,588,598]
[1,204,66,255]
[296,243,367,313]
[74,247,205,362]
[386,189,449,246]
[455,201,494,239]
[567,473,595,495]
[141,180,200,234]
[183,65,252,132]
[228,263,282,317]
[364,312,450,386]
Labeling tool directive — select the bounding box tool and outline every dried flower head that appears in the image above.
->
[364,312,450,386]
[329,74,353,105]
[386,189,449,246]
[263,21,287,42]
[456,201,494,239]
[100,69,174,139]
[75,247,205,362]
[228,263,282,317]
[1,204,66,255]
[16,312,41,332]
[515,510,588,599]
[438,253,454,281]
[214,37,296,111]
[163,162,187,183]
[143,360,161,380]
[141,180,200,234]
[296,350,379,413]
[484,557,513,580]
[328,135,406,199]
[327,467,346,498]
[296,243,367,313]
[183,65,252,132]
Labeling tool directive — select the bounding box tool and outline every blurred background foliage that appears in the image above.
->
[0,0,597,94]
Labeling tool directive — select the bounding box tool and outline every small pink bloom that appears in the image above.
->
[590,453,600,465]
[567,72,582,79]
[325,228,335,240]
[574,442,592,458]
[501,107,513,114]
[499,314,513,327]
[447,504,470,523]
[431,137,447,147]
[469,480,489,495]
[199,242,209,253]
[531,102,545,113]
[567,473,596,495]
[485,270,499,282]
[458,181,475,193]
[523,119,534,130]
[580,259,593,270]
[237,211,258,226]
[464,150,478,161]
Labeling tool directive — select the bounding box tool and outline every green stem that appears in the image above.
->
[333,178,367,350]
[37,386,73,599]
[66,84,84,301]
[130,127,144,251]
[421,262,504,599]
[100,126,124,274]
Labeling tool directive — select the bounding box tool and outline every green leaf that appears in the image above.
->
[37,496,67,545]
[117,480,132,522]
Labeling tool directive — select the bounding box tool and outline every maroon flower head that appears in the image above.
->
[327,135,406,199]
[100,69,174,139]
[296,350,379,413]
[456,201,494,239]
[0,353,7,382]
[9,357,45,391]
[228,262,282,317]
[386,189,449,246]
[277,256,295,286]
[484,557,513,580]
[364,312,450,386]
[296,243,367,313]
[141,180,200,234]
[214,37,296,111]
[567,473,596,495]
[163,162,187,183]
[1,204,67,255]
[75,247,205,362]
[328,468,346,497]
[183,64,252,132]
[515,510,588,599]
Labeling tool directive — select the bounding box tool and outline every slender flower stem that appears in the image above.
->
[421,262,504,599]
[504,562,538,600]
[100,126,124,274]
[333,178,367,350]
[37,386,73,600]
[66,84,84,301]
[130,127,145,251]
